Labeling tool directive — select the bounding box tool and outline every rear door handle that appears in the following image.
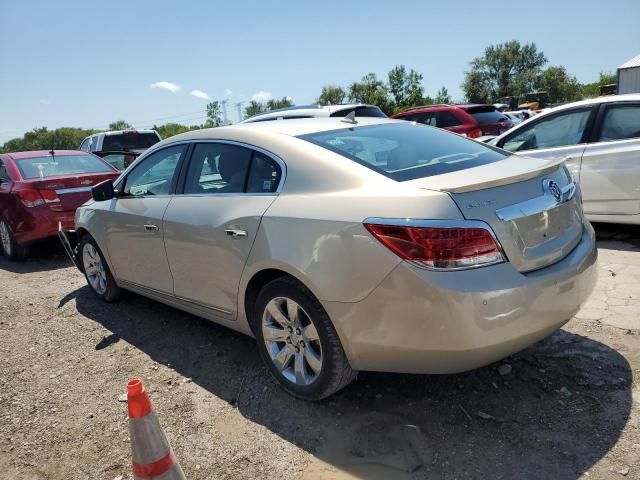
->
[144,224,159,232]
[224,229,247,238]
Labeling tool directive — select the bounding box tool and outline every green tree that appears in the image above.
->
[580,71,617,99]
[388,65,425,109]
[348,73,393,114]
[534,66,582,104]
[108,120,132,130]
[462,40,547,103]
[434,86,452,104]
[204,101,223,128]
[243,97,294,119]
[317,86,347,105]
[153,123,195,139]
[1,127,97,153]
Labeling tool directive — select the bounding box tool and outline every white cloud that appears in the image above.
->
[39,99,50,105]
[190,89,210,100]
[224,89,232,96]
[251,90,273,103]
[150,81,182,94]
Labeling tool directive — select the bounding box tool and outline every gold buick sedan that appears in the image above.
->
[60,116,597,400]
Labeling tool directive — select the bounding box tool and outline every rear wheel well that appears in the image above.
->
[244,269,298,334]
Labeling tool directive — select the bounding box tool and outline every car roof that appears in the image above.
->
[3,150,90,160]
[163,117,398,144]
[241,104,380,123]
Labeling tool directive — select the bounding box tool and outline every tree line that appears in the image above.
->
[1,40,616,153]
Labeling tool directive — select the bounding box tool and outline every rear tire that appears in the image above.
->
[0,220,28,261]
[252,276,356,401]
[79,234,120,302]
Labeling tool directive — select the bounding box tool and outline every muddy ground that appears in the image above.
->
[1,223,640,480]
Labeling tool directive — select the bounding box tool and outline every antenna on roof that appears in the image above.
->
[341,110,358,125]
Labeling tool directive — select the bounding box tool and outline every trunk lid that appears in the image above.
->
[408,156,584,272]
[32,172,119,212]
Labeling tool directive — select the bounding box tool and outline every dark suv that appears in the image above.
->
[392,104,513,138]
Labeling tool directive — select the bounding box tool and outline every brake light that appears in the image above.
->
[364,222,504,270]
[467,127,482,139]
[17,188,60,208]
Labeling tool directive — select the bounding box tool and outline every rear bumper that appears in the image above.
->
[323,221,598,374]
[13,207,75,245]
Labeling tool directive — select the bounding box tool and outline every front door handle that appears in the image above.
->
[144,224,159,232]
[224,229,247,238]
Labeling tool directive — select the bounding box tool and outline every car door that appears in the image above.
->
[578,101,640,216]
[497,107,597,182]
[162,141,283,318]
[103,144,187,295]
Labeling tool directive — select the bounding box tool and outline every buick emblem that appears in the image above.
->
[544,179,562,202]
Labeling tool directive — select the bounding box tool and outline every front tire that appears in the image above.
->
[0,219,28,261]
[253,276,356,401]
[79,235,120,302]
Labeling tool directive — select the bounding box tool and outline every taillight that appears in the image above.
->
[467,127,482,139]
[364,221,504,270]
[17,188,60,208]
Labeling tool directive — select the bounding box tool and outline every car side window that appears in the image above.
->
[183,143,251,194]
[437,111,462,127]
[501,109,592,152]
[0,160,8,183]
[246,152,281,193]
[598,104,640,142]
[122,145,184,196]
[80,138,90,151]
[405,113,436,126]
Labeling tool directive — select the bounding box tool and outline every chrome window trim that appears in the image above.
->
[55,186,93,195]
[362,217,507,271]
[115,139,287,196]
[496,181,578,222]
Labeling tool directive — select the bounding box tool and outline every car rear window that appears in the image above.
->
[298,122,508,181]
[465,106,508,123]
[101,132,160,151]
[16,155,113,179]
[330,106,387,118]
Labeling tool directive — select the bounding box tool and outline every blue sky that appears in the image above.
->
[1,0,639,142]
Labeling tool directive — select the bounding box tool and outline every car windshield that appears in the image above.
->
[101,132,160,151]
[16,155,113,179]
[298,122,508,181]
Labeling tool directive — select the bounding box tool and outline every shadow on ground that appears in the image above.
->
[594,222,640,252]
[67,284,633,480]
[0,240,69,273]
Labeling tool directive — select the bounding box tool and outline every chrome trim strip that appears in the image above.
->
[174,295,233,316]
[495,182,577,222]
[55,186,93,194]
[362,217,507,271]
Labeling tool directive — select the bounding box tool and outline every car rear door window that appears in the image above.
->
[123,145,184,196]
[501,109,593,152]
[0,160,9,183]
[436,111,462,127]
[598,104,640,141]
[403,112,436,126]
[183,143,252,194]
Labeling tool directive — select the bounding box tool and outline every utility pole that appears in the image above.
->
[220,99,229,125]
[235,102,244,123]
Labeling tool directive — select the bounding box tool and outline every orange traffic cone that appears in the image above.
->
[126,379,186,480]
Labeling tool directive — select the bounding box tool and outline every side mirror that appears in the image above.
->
[91,179,115,202]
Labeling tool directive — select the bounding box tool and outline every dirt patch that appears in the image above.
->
[1,226,640,479]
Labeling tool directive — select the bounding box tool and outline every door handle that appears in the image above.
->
[224,229,247,238]
[144,224,159,232]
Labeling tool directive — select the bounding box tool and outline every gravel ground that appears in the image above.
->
[1,223,640,480]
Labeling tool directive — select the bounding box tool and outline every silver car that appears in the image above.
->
[61,117,597,400]
[490,94,640,224]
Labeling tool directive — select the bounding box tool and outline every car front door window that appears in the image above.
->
[123,146,184,196]
[502,109,593,152]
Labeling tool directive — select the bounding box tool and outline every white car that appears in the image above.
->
[490,94,640,224]
[241,104,386,123]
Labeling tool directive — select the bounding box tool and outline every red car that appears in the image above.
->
[391,104,513,139]
[0,150,119,260]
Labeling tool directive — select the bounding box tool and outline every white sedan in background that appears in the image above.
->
[490,94,640,224]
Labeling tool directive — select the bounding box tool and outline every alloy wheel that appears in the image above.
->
[0,221,12,256]
[262,297,323,386]
[82,243,107,295]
